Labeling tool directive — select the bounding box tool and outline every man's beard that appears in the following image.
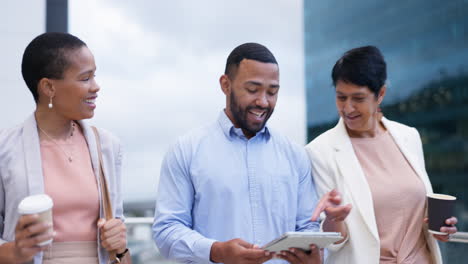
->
[230,91,273,136]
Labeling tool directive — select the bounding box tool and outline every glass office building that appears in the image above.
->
[304,0,468,262]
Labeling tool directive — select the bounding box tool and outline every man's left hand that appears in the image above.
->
[276,244,321,264]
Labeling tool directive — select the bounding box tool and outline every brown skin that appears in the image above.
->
[335,80,387,138]
[98,219,127,254]
[0,46,126,263]
[210,239,273,264]
[335,80,458,241]
[35,46,100,139]
[277,244,322,264]
[212,59,279,263]
[423,217,458,242]
[311,190,351,244]
[212,59,323,263]
[220,59,280,139]
[0,214,54,263]
[38,46,127,254]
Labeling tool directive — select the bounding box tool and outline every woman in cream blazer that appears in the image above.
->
[306,46,457,264]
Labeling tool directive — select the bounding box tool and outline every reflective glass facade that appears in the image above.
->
[304,0,468,262]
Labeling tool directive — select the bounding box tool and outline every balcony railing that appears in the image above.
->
[125,217,468,243]
[450,232,468,243]
[125,216,468,264]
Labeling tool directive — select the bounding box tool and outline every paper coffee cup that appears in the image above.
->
[427,193,456,235]
[18,194,54,246]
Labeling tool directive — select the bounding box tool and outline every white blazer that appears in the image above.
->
[0,114,124,264]
[305,117,442,264]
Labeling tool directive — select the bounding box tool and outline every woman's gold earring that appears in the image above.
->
[48,97,53,109]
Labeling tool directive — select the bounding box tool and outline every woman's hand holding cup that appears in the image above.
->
[426,193,458,242]
[9,194,55,263]
[12,214,54,262]
[424,216,458,242]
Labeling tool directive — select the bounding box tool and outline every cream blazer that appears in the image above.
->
[0,114,124,264]
[305,117,442,264]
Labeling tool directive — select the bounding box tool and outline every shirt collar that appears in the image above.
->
[217,110,271,141]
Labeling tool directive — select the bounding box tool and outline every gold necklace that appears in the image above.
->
[38,122,76,162]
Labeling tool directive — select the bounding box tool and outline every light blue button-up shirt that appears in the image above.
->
[153,111,320,263]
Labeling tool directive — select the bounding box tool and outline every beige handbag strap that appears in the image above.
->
[92,126,119,263]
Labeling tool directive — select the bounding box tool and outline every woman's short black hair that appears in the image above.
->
[21,32,87,102]
[224,42,278,79]
[331,45,387,97]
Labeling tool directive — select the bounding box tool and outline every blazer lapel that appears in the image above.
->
[79,121,100,179]
[22,114,45,195]
[382,118,433,193]
[332,119,379,241]
[78,120,104,218]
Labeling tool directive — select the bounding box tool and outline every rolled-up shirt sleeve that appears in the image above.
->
[152,140,216,263]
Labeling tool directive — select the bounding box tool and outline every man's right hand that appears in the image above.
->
[210,238,273,264]
[9,214,53,263]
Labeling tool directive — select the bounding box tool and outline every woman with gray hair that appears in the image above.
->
[306,46,457,263]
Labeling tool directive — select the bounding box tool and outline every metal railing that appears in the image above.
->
[125,217,177,264]
[450,232,468,243]
[126,217,154,225]
[125,217,468,243]
[124,217,468,263]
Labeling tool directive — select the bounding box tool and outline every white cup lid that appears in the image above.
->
[18,194,53,214]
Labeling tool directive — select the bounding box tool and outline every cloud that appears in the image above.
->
[70,0,305,201]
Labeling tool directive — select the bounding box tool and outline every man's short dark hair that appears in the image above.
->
[331,45,387,97]
[224,43,278,79]
[21,32,87,102]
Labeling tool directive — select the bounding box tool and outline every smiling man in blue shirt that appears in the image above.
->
[153,43,347,264]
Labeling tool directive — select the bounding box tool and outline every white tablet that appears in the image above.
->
[262,232,343,252]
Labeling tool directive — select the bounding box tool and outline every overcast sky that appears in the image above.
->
[1,0,306,202]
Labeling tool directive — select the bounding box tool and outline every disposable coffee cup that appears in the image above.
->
[427,193,456,235]
[17,194,54,246]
